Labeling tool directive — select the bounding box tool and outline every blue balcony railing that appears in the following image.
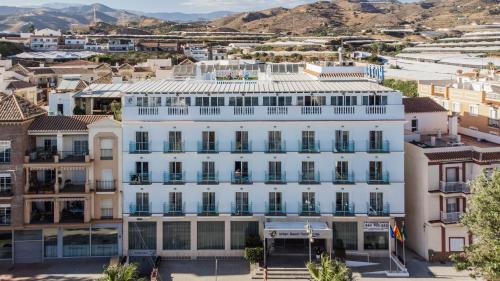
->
[231,202,252,216]
[163,202,185,216]
[299,202,320,216]
[197,172,219,185]
[333,140,355,153]
[129,172,152,185]
[299,171,320,184]
[265,172,287,184]
[231,171,252,184]
[265,202,286,216]
[163,141,185,153]
[299,140,321,153]
[367,171,390,184]
[231,141,252,153]
[333,171,355,184]
[265,140,286,153]
[366,202,390,216]
[367,140,390,153]
[129,203,152,216]
[129,141,151,153]
[197,141,219,153]
[334,202,355,216]
[197,202,219,216]
[163,172,185,185]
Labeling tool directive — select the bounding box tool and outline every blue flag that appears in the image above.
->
[389,225,395,239]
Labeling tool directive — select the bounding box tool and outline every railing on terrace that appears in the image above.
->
[231,141,252,153]
[488,118,500,128]
[197,172,219,185]
[100,149,113,160]
[129,141,151,153]
[367,171,390,184]
[439,181,470,193]
[299,140,321,153]
[163,202,185,216]
[265,172,287,184]
[333,171,355,184]
[163,172,185,185]
[299,202,320,216]
[163,141,185,153]
[197,141,219,153]
[231,202,252,216]
[129,203,152,216]
[59,151,88,162]
[367,141,390,153]
[366,202,390,216]
[265,140,286,153]
[441,211,462,224]
[231,171,252,184]
[129,172,152,185]
[486,93,500,101]
[197,202,219,216]
[299,171,321,184]
[101,208,113,219]
[334,203,355,216]
[333,140,355,153]
[265,202,286,216]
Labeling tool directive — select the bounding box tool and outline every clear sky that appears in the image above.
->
[2,0,418,13]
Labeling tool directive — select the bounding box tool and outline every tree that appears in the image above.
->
[110,100,122,121]
[306,255,353,281]
[100,263,146,281]
[451,170,500,281]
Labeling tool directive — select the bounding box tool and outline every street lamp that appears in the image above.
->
[305,220,314,262]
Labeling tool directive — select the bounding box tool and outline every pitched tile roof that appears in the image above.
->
[28,115,112,132]
[403,97,447,113]
[425,150,500,163]
[6,80,36,90]
[54,60,97,67]
[0,93,46,122]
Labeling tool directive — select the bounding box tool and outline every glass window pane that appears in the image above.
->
[44,228,58,257]
[364,232,388,250]
[332,222,357,251]
[91,228,118,256]
[63,228,90,257]
[0,231,12,259]
[231,221,259,250]
[163,222,191,250]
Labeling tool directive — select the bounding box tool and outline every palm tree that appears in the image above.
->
[306,255,353,281]
[100,263,146,281]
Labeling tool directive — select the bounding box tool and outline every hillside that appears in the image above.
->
[211,0,500,35]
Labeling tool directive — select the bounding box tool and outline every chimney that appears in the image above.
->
[431,136,436,146]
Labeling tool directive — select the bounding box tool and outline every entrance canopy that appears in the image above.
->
[264,221,331,239]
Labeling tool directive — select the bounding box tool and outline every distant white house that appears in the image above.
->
[29,29,62,51]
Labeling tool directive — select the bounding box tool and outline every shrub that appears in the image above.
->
[244,247,264,264]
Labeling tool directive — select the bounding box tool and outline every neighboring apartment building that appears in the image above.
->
[419,68,500,143]
[119,63,404,259]
[29,29,62,51]
[108,39,134,52]
[403,97,496,261]
[19,115,122,263]
[0,94,46,262]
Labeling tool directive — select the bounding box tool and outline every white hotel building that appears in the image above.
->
[119,63,405,259]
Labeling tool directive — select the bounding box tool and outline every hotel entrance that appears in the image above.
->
[272,238,326,255]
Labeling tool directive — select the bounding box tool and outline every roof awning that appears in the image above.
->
[264,221,331,239]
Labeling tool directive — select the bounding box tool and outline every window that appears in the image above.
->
[235,192,249,214]
[268,161,282,179]
[169,162,182,181]
[202,162,215,180]
[202,131,216,151]
[469,104,479,116]
[0,231,12,259]
[297,96,326,106]
[451,102,460,113]
[91,228,118,256]
[229,97,258,106]
[44,229,57,257]
[0,206,11,225]
[137,96,161,107]
[128,222,156,250]
[335,192,349,214]
[334,130,350,152]
[263,96,291,106]
[335,161,349,181]
[57,104,64,115]
[168,131,182,152]
[301,161,315,181]
[364,231,388,250]
[195,97,224,106]
[0,175,11,194]
[489,107,499,119]
[442,100,449,110]
[267,131,282,151]
[331,96,357,106]
[197,221,224,250]
[165,97,190,107]
[446,198,458,212]
[168,192,183,213]
[234,161,249,177]
[135,192,150,214]
[202,192,216,212]
[231,221,258,249]
[133,161,149,183]
[268,192,282,212]
[100,139,113,160]
[449,237,465,252]
[369,131,383,150]
[0,141,11,164]
[100,200,113,219]
[301,131,316,151]
[135,131,149,152]
[73,140,88,155]
[235,131,249,151]
[369,192,384,213]
[411,119,418,132]
[163,222,190,250]
[333,222,357,250]
[301,192,316,212]
[362,95,387,106]
[63,228,90,257]
[369,161,383,181]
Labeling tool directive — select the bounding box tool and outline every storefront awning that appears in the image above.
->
[264,221,331,239]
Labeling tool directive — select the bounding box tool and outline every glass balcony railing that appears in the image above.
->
[299,202,320,216]
[231,202,252,216]
[367,171,390,184]
[197,141,219,153]
[299,141,320,153]
[265,202,286,216]
[197,172,219,185]
[163,141,185,153]
[129,141,151,153]
[333,141,355,153]
[231,171,252,184]
[59,150,88,162]
[299,171,320,184]
[163,172,185,185]
[265,140,286,153]
[197,202,218,216]
[334,203,355,216]
[367,141,390,153]
[231,141,252,153]
[333,171,355,184]
[366,202,390,216]
[129,172,152,185]
[265,172,287,184]
[163,202,185,216]
[129,203,152,216]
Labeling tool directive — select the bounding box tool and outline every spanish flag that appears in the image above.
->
[394,223,403,242]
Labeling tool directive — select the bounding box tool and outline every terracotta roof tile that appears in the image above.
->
[6,80,36,90]
[425,151,473,162]
[28,115,111,132]
[54,60,96,67]
[403,97,447,113]
[0,94,46,122]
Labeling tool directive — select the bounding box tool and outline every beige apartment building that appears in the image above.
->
[403,97,498,261]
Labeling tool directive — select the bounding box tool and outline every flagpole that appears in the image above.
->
[403,221,406,267]
[388,227,392,273]
[394,222,398,271]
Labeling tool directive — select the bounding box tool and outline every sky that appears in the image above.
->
[1,0,418,13]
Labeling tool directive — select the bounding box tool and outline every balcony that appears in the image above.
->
[197,172,219,185]
[30,201,54,224]
[129,203,152,216]
[488,118,500,128]
[265,172,287,184]
[27,148,57,163]
[197,141,219,153]
[299,202,320,216]
[367,141,390,153]
[197,202,218,216]
[265,202,286,216]
[231,141,252,153]
[231,202,252,216]
[367,171,390,185]
[441,211,462,224]
[163,172,185,185]
[333,141,355,153]
[28,181,55,194]
[299,171,320,184]
[265,140,286,153]
[163,141,185,153]
[129,141,151,154]
[129,172,152,185]
[333,172,355,185]
[163,202,185,216]
[334,203,355,216]
[60,200,85,223]
[439,181,470,193]
[60,180,86,193]
[231,171,252,184]
[366,202,390,216]
[100,149,113,160]
[95,180,116,192]
[299,141,320,153]
[59,151,88,163]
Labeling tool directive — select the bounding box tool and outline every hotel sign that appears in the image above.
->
[264,229,331,239]
[363,222,389,232]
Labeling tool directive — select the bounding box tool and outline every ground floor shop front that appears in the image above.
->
[124,216,395,259]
